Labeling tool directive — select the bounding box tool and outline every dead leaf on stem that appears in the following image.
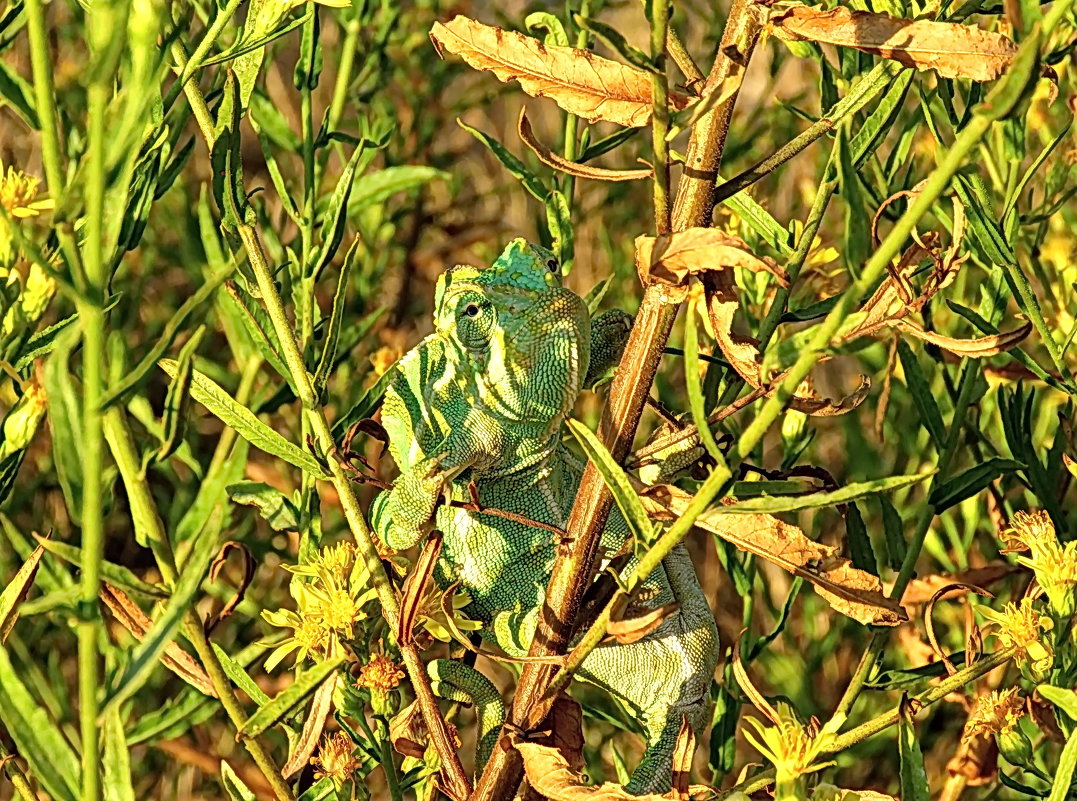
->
[0,539,45,642]
[100,584,217,697]
[635,227,788,287]
[282,674,337,778]
[769,4,1017,82]
[430,17,688,127]
[606,601,679,644]
[516,741,714,800]
[898,563,1021,605]
[518,110,652,181]
[640,483,907,626]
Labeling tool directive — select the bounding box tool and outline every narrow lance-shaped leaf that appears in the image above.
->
[155,326,204,465]
[239,655,344,738]
[0,541,44,642]
[103,706,136,801]
[928,458,1022,513]
[566,418,654,553]
[159,359,329,479]
[683,295,724,463]
[0,643,81,801]
[314,236,359,395]
[898,695,931,801]
[722,471,933,514]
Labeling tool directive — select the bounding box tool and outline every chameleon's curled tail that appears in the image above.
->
[428,659,505,778]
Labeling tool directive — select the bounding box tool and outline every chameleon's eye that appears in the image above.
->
[546,258,559,273]
[464,303,481,318]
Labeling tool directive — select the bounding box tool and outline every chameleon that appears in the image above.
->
[371,238,719,795]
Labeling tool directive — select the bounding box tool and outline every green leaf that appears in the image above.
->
[99,506,224,716]
[331,362,398,438]
[220,281,292,387]
[203,7,312,68]
[457,120,549,203]
[103,707,135,801]
[724,472,933,514]
[239,655,343,738]
[154,326,203,466]
[844,502,876,575]
[928,458,1022,513]
[211,642,270,706]
[310,146,364,281]
[0,58,38,128]
[42,328,83,524]
[313,238,359,395]
[879,496,906,571]
[297,777,339,801]
[684,296,723,462]
[0,644,81,801]
[1049,729,1077,801]
[127,687,217,745]
[211,72,253,230]
[573,14,655,72]
[837,122,869,275]
[0,540,44,641]
[566,419,654,552]
[524,12,568,45]
[720,189,794,257]
[347,165,447,215]
[220,762,257,801]
[227,481,300,532]
[898,695,931,801]
[544,189,574,272]
[35,538,168,599]
[896,340,946,449]
[1039,686,1077,722]
[160,359,329,478]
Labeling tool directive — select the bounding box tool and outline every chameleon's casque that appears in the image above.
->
[372,238,718,794]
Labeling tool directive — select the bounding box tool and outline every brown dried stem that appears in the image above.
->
[470,4,765,799]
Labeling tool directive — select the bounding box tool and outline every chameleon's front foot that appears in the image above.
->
[384,456,447,550]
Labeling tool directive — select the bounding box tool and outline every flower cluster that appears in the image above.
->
[978,598,1054,679]
[1001,510,1077,617]
[310,731,361,786]
[357,652,405,694]
[742,707,843,787]
[262,543,378,670]
[963,687,1025,743]
[0,161,53,220]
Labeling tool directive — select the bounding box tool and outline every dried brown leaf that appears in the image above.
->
[398,531,443,646]
[529,697,586,774]
[606,601,679,645]
[895,319,1033,357]
[430,17,688,127]
[205,541,255,634]
[924,583,993,676]
[640,483,907,626]
[770,4,1016,81]
[516,741,713,800]
[0,540,46,642]
[100,584,216,697]
[518,110,652,181]
[389,700,428,759]
[670,715,695,801]
[282,674,337,778]
[701,271,870,416]
[635,228,787,287]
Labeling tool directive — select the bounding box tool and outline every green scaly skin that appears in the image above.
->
[372,239,718,795]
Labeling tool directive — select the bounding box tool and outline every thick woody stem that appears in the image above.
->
[469,4,765,800]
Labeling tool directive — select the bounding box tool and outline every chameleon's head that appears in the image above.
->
[432,238,589,423]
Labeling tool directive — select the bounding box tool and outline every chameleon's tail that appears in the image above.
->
[428,659,505,778]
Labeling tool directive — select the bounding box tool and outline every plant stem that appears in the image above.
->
[78,8,115,798]
[649,0,671,233]
[0,739,37,801]
[162,0,244,115]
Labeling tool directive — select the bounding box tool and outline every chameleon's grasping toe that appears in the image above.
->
[372,238,719,795]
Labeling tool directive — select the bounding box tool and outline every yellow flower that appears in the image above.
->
[414,583,483,646]
[742,708,842,787]
[357,653,405,694]
[310,732,360,785]
[0,162,54,219]
[978,599,1054,676]
[261,542,378,670]
[962,688,1025,744]
[1001,510,1077,617]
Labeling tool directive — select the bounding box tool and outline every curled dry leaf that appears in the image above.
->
[640,483,907,626]
[518,110,652,182]
[924,583,992,676]
[389,700,428,759]
[898,563,1020,605]
[946,734,999,788]
[282,674,337,778]
[526,697,586,774]
[605,601,679,645]
[769,4,1017,82]
[895,319,1033,357]
[398,530,444,647]
[669,715,696,801]
[634,228,869,414]
[431,16,689,128]
[702,270,870,416]
[516,741,714,800]
[205,541,255,634]
[100,584,216,697]
[635,228,788,288]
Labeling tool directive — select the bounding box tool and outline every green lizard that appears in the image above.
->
[371,238,718,795]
